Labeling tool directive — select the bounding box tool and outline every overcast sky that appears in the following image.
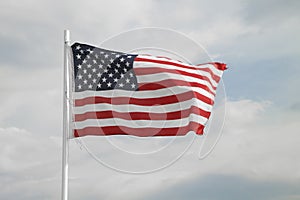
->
[0,0,300,199]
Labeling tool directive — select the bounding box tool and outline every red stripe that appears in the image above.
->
[75,90,213,107]
[134,67,218,89]
[74,105,210,121]
[198,62,227,71]
[74,121,204,137]
[138,79,216,95]
[134,57,223,81]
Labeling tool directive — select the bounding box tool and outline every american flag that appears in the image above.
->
[71,42,227,137]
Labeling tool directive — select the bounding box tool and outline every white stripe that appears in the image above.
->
[72,98,212,114]
[136,55,224,77]
[73,86,215,101]
[73,113,207,129]
[134,61,220,86]
[137,72,216,92]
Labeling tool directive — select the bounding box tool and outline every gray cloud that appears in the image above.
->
[242,0,300,25]
[0,127,61,200]
[144,174,300,200]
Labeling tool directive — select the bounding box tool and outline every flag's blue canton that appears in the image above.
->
[71,43,138,92]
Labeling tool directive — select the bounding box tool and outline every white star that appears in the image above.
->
[97,83,101,88]
[125,78,130,83]
[110,58,114,63]
[108,73,113,77]
[119,83,124,87]
[131,83,136,88]
[86,55,90,59]
[80,50,84,54]
[76,45,81,50]
[83,59,87,64]
[124,68,127,72]
[98,64,103,69]
[88,84,92,89]
[97,72,102,77]
[100,51,104,54]
[115,54,120,58]
[77,64,82,69]
[114,69,118,73]
[126,62,130,67]
[95,54,99,59]
[92,68,96,72]
[127,55,132,58]
[83,69,87,74]
[77,74,83,80]
[101,60,105,63]
[76,54,81,59]
[87,64,91,68]
[113,78,118,82]
[88,74,92,79]
[104,54,109,58]
[120,57,125,62]
[107,82,112,87]
[78,84,82,89]
[93,59,97,64]
[102,77,107,82]
[92,78,97,83]
[107,64,111,68]
[116,63,121,68]
[83,79,87,84]
[129,73,133,77]
[120,74,124,78]
[104,69,108,73]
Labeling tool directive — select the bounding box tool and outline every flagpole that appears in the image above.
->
[62,29,71,200]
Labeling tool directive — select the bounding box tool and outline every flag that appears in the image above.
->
[71,42,227,137]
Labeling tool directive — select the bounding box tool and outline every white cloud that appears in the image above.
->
[215,100,300,181]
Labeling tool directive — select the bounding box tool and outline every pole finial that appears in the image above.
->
[64,30,70,44]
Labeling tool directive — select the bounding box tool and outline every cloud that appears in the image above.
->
[217,100,300,181]
[0,66,62,135]
[242,0,300,25]
[0,127,61,200]
[143,174,300,200]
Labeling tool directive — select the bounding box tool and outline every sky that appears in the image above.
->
[0,0,300,199]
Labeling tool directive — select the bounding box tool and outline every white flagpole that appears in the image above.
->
[62,29,71,200]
